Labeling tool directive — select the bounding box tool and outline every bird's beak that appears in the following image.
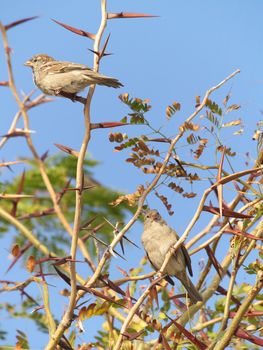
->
[24,60,33,67]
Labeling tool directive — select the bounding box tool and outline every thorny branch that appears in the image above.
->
[164,214,263,344]
[112,69,241,350]
[212,269,263,350]
[0,22,95,269]
[1,3,262,349]
[84,70,241,294]
[45,0,108,348]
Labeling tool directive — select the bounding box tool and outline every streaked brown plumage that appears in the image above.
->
[24,54,123,96]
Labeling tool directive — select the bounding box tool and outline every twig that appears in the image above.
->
[212,269,263,350]
[165,216,263,340]
[113,276,165,350]
[187,151,263,294]
[160,165,262,277]
[218,268,238,333]
[44,1,108,348]
[111,69,240,350]
[42,281,57,337]
[0,21,95,277]
[236,218,263,267]
[189,197,262,255]
[113,272,156,286]
[84,69,241,293]
[187,150,263,251]
[0,89,44,150]
[166,253,232,341]
[0,276,39,292]
[0,207,50,256]
[0,206,86,286]
[0,98,28,150]
[193,317,223,331]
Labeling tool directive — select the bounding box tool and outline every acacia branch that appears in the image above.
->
[0,206,87,287]
[42,281,57,337]
[109,69,241,349]
[160,164,262,278]
[212,269,263,350]
[218,268,238,333]
[83,69,241,294]
[189,197,262,255]
[0,207,50,256]
[113,276,165,350]
[45,1,108,348]
[165,217,263,342]
[237,218,263,267]
[0,276,39,292]
[0,22,94,267]
[186,148,263,296]
[187,124,263,253]
[0,92,33,150]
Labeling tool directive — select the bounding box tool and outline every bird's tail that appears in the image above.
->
[96,76,123,88]
[84,71,123,88]
[179,275,202,304]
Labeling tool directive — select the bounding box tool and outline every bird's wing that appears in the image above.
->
[170,227,193,277]
[146,252,175,286]
[59,62,93,73]
[145,251,158,271]
[181,245,193,277]
[165,275,175,286]
[45,61,92,74]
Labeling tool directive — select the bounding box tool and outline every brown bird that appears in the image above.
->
[142,209,202,303]
[24,54,123,96]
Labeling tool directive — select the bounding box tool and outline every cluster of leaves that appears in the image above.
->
[119,93,151,124]
[166,101,181,119]
[1,299,49,336]
[109,93,248,213]
[0,155,135,256]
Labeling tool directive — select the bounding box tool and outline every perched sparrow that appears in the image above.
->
[24,54,123,96]
[142,209,202,303]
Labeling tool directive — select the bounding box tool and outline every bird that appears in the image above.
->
[24,54,123,97]
[141,209,202,304]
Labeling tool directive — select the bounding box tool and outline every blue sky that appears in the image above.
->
[1,0,263,348]
[1,0,262,189]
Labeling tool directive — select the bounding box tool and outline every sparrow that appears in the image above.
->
[141,209,202,304]
[24,54,123,96]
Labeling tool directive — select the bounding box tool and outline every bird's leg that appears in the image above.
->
[73,95,87,105]
[54,89,77,102]
[58,91,86,104]
[57,91,75,101]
